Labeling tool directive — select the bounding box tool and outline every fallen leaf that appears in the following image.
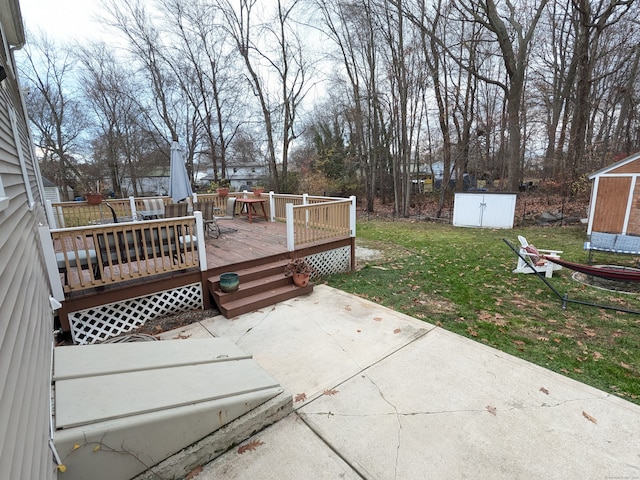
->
[467,328,478,337]
[185,466,203,480]
[93,445,101,452]
[582,411,597,424]
[323,388,339,396]
[356,329,361,333]
[539,387,549,395]
[486,405,497,416]
[238,439,264,454]
[345,306,351,311]
[592,351,603,360]
[373,317,382,322]
[393,328,401,334]
[294,393,307,402]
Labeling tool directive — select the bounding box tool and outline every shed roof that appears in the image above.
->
[589,151,640,179]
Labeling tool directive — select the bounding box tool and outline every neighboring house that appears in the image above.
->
[200,162,267,191]
[120,166,170,197]
[0,2,58,477]
[42,176,74,203]
[586,151,640,235]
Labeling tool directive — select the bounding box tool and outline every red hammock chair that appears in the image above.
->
[543,256,640,282]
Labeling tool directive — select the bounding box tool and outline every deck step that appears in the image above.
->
[208,259,313,318]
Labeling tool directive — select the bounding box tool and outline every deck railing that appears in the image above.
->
[45,193,355,294]
[48,213,205,293]
[285,196,356,250]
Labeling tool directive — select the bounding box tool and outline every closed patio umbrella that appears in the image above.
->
[169,140,193,202]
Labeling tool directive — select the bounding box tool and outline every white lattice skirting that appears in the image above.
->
[306,246,351,278]
[68,283,204,345]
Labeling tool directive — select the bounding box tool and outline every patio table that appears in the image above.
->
[235,197,268,223]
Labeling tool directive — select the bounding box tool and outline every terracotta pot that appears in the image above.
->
[252,187,264,196]
[292,272,310,287]
[85,193,103,204]
[216,187,229,197]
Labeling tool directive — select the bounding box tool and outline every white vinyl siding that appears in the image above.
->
[0,19,56,480]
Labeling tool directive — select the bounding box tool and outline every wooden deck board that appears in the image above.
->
[204,219,289,268]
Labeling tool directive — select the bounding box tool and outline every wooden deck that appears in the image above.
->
[204,218,289,268]
[57,216,353,331]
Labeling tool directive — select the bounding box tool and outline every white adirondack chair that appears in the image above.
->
[513,235,563,278]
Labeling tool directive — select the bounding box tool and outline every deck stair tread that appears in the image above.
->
[209,258,313,318]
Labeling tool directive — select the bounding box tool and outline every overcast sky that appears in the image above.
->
[19,0,104,42]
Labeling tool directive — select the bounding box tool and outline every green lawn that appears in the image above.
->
[325,221,640,404]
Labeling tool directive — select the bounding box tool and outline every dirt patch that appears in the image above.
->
[129,308,220,336]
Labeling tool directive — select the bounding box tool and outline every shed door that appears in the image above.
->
[452,193,516,228]
[592,177,631,233]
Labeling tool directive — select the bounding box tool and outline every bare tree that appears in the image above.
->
[218,0,310,192]
[20,33,86,199]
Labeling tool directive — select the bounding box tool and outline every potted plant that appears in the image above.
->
[284,257,315,287]
[84,192,103,204]
[210,179,230,197]
[252,186,265,196]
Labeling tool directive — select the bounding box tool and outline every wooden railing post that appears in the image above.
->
[129,196,137,218]
[350,195,357,237]
[194,211,207,271]
[38,225,64,302]
[45,199,57,229]
[286,203,295,251]
[269,191,275,222]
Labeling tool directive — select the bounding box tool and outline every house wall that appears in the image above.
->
[0,2,56,477]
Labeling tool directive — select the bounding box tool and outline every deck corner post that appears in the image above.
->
[45,199,57,229]
[129,196,137,218]
[350,196,357,237]
[286,203,295,251]
[269,191,275,222]
[194,211,207,271]
[38,224,64,302]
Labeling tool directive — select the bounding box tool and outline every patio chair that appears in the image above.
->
[213,197,238,236]
[512,235,563,278]
[142,198,165,219]
[193,201,221,238]
[164,203,188,218]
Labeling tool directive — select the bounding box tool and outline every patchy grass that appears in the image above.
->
[326,220,640,404]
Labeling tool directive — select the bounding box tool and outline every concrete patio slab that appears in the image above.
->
[199,287,433,404]
[300,328,640,479]
[158,285,640,480]
[156,318,219,341]
[195,414,361,479]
